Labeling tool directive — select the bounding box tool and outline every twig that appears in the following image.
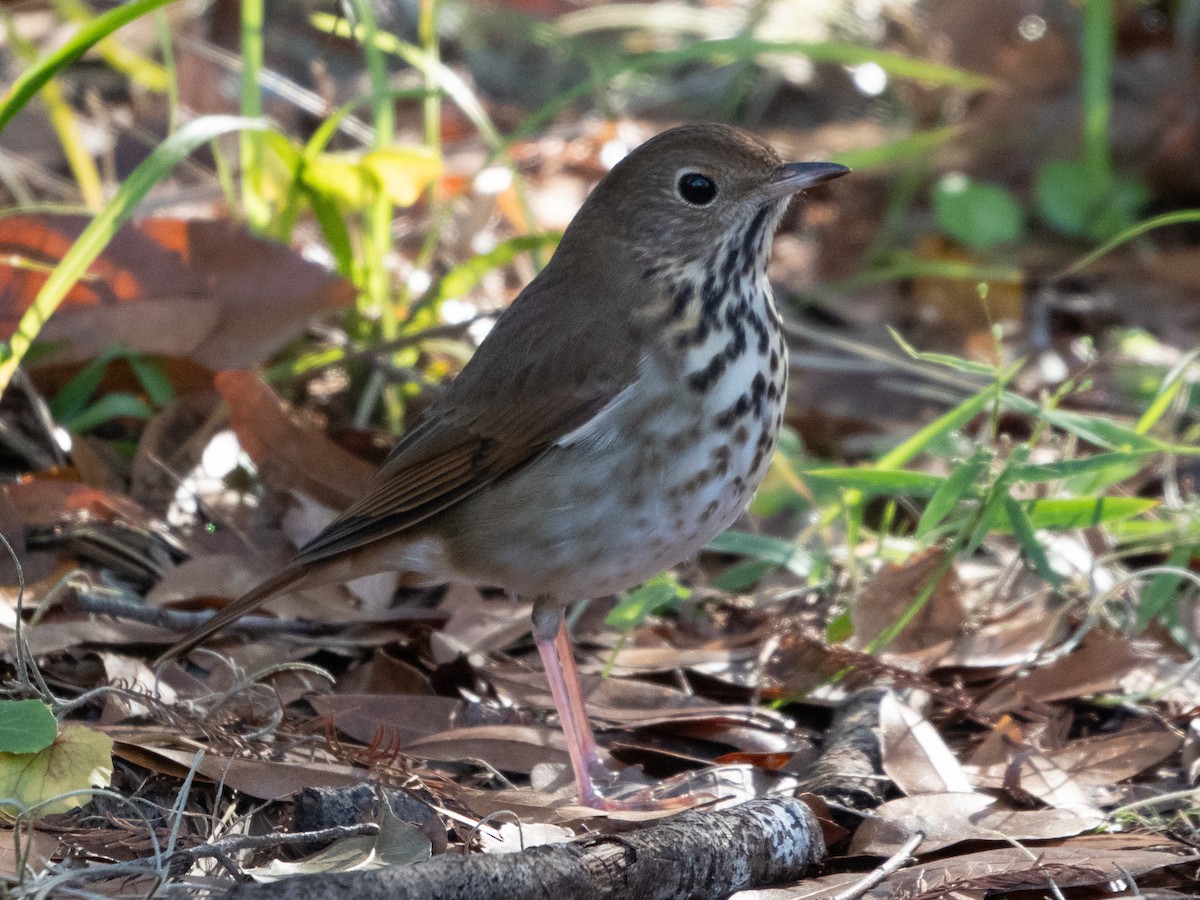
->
[63,590,330,637]
[829,830,922,900]
[167,823,381,876]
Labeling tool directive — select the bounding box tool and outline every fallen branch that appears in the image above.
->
[224,796,825,900]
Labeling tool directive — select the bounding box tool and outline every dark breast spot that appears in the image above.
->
[688,354,726,393]
[715,392,752,429]
[670,281,694,319]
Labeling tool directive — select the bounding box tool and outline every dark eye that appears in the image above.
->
[677,172,717,206]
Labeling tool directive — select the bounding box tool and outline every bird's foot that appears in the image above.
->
[575,764,719,812]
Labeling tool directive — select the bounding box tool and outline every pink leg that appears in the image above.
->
[531,598,609,807]
[531,598,708,811]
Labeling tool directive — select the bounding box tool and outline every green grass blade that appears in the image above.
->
[878,383,1001,471]
[0,0,178,134]
[706,530,812,576]
[916,450,989,539]
[805,467,946,496]
[433,234,563,304]
[1057,210,1200,278]
[1003,495,1061,586]
[612,38,994,90]
[831,125,962,171]
[1017,497,1158,530]
[1135,346,1200,434]
[1008,450,1157,482]
[0,115,271,397]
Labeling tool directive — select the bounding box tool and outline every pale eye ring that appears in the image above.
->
[676,171,718,206]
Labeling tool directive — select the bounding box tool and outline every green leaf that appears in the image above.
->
[1036,159,1149,240]
[1003,496,1061,586]
[826,609,853,643]
[711,559,775,592]
[706,530,811,574]
[1136,545,1195,629]
[0,725,113,818]
[1008,450,1156,483]
[605,574,690,631]
[64,392,154,433]
[127,354,174,408]
[0,701,57,754]
[933,174,1024,248]
[49,344,126,423]
[916,451,989,539]
[1008,497,1158,531]
[805,467,946,497]
[1037,160,1101,238]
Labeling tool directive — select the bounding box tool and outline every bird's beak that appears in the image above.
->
[763,161,850,201]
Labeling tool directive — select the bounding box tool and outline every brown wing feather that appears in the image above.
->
[159,249,646,659]
[293,254,643,564]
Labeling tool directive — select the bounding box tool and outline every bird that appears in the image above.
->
[160,123,848,809]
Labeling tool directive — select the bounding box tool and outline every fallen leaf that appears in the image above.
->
[0,700,57,754]
[245,802,431,881]
[850,548,965,666]
[406,725,571,774]
[215,370,374,510]
[0,214,355,371]
[850,792,1106,855]
[0,725,113,818]
[879,693,973,795]
[978,629,1148,715]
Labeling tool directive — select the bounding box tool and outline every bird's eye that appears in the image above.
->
[677,172,718,206]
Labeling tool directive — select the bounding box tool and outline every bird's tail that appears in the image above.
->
[154,564,310,665]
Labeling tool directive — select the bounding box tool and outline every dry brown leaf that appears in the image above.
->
[1012,750,1104,815]
[0,215,355,370]
[215,370,374,510]
[0,827,58,880]
[1045,724,1181,785]
[111,743,367,800]
[406,724,571,773]
[879,693,973,795]
[977,629,1148,715]
[308,693,464,746]
[850,792,1106,855]
[850,548,965,666]
[866,834,1195,898]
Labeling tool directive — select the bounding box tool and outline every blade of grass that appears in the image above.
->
[1056,210,1200,278]
[239,0,268,229]
[915,450,989,539]
[0,0,177,134]
[830,125,962,172]
[0,115,271,397]
[1135,347,1200,434]
[1081,0,1114,192]
[51,0,169,92]
[5,23,103,211]
[592,37,995,91]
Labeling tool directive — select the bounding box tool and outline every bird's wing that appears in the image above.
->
[294,261,644,564]
[157,254,646,664]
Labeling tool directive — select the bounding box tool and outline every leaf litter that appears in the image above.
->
[2,3,1200,896]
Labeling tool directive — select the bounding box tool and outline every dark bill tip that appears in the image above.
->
[764,161,851,200]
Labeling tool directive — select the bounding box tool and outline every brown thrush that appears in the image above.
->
[162,124,848,808]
